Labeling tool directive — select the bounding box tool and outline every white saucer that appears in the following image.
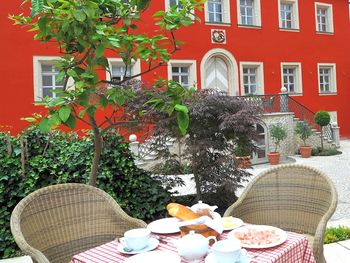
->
[117,237,159,255]
[124,251,181,263]
[147,217,181,234]
[205,250,252,263]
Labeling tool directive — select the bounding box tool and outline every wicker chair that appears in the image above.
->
[224,164,337,263]
[10,183,147,263]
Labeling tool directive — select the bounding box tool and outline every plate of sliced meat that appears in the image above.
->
[228,225,287,249]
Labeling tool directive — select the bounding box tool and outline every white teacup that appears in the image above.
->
[120,228,150,251]
[212,238,242,263]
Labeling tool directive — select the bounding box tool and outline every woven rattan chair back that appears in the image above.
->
[11,183,146,263]
[224,164,337,263]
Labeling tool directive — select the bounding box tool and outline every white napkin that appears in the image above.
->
[178,213,224,234]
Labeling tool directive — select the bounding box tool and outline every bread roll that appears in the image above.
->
[167,203,200,221]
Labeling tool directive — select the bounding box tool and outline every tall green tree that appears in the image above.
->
[10,0,205,186]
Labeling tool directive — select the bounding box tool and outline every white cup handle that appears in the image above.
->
[119,237,128,248]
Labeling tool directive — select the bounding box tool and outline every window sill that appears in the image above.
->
[289,93,303,96]
[279,28,300,32]
[238,24,262,29]
[205,21,232,27]
[319,92,337,96]
[316,31,334,35]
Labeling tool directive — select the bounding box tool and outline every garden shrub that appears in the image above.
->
[0,128,171,259]
[311,147,342,156]
[324,226,350,244]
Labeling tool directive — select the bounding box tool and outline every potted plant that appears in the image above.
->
[234,145,251,169]
[234,140,251,169]
[268,124,287,165]
[295,121,313,158]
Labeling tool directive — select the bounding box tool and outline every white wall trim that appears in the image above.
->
[200,48,239,96]
[106,58,141,81]
[237,0,261,26]
[314,2,334,33]
[280,62,303,94]
[33,56,74,101]
[317,63,337,94]
[277,0,300,30]
[167,59,198,88]
[240,61,265,95]
[204,0,231,24]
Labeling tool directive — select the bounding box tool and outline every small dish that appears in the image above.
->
[124,251,181,263]
[222,217,244,231]
[117,237,159,255]
[205,250,252,263]
[147,217,181,234]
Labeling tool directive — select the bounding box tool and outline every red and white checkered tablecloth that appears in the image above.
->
[71,231,316,263]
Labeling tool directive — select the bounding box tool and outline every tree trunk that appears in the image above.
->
[89,116,102,186]
[320,126,324,150]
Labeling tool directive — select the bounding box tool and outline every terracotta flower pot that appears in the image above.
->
[299,146,312,158]
[267,152,280,165]
[236,156,251,169]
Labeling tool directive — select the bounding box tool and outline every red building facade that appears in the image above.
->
[1,1,350,136]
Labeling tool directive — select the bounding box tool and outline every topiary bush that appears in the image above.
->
[0,128,171,259]
[314,111,331,150]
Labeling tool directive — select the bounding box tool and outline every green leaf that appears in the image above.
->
[64,114,76,129]
[95,44,105,58]
[174,104,189,114]
[30,0,44,17]
[38,118,51,133]
[86,106,96,118]
[73,10,87,22]
[177,111,189,136]
[21,117,37,123]
[67,69,78,78]
[99,95,108,108]
[58,106,71,122]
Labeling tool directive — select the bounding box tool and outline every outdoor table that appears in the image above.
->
[71,231,316,263]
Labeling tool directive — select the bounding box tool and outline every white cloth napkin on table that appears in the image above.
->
[178,213,224,234]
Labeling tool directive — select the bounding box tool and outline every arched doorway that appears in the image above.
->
[200,48,239,96]
[251,123,268,164]
[205,56,229,93]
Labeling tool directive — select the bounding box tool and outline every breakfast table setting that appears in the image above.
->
[71,201,316,263]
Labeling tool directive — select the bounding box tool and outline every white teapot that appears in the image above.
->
[177,230,216,262]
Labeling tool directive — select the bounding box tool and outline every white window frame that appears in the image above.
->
[106,58,141,81]
[315,2,334,33]
[204,0,231,25]
[317,63,337,95]
[240,62,264,95]
[33,56,74,101]
[280,62,303,95]
[278,0,300,30]
[165,0,182,10]
[237,0,261,27]
[168,60,197,88]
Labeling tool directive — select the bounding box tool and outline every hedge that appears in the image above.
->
[0,128,171,258]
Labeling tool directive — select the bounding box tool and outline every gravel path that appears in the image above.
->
[248,140,350,222]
